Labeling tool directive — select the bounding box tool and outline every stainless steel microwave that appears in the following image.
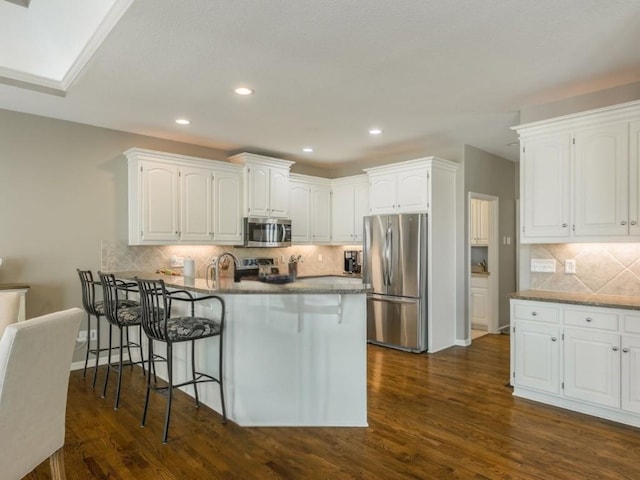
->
[242,217,292,247]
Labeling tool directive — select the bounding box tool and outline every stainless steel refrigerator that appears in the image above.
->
[363,213,427,353]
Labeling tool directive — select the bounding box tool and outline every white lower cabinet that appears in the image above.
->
[511,299,640,428]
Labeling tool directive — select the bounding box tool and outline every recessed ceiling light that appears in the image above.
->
[303,147,313,153]
[235,87,254,96]
[175,118,190,125]
[369,128,382,135]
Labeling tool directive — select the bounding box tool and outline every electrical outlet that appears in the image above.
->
[170,255,184,267]
[281,255,287,263]
[565,259,576,274]
[89,329,97,341]
[77,330,87,342]
[531,259,555,273]
[318,254,323,262]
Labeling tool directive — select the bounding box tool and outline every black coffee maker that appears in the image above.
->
[344,250,362,274]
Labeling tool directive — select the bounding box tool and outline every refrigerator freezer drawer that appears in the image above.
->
[367,294,426,353]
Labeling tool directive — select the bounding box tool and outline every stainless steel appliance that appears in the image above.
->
[242,217,292,247]
[343,250,362,274]
[363,213,427,353]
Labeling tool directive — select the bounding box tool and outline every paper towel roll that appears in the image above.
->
[183,258,195,278]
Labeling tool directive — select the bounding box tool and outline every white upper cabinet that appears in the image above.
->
[470,198,490,246]
[331,175,368,244]
[126,148,243,245]
[229,153,294,218]
[288,174,331,244]
[574,122,629,237]
[365,160,430,215]
[520,133,571,241]
[513,100,640,243]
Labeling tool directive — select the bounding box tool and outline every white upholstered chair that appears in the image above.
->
[0,307,82,480]
[0,291,21,337]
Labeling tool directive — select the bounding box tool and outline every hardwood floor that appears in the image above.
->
[26,334,640,479]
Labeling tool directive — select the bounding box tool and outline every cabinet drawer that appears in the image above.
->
[623,313,640,335]
[513,302,560,324]
[564,308,619,331]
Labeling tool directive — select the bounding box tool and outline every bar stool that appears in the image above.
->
[98,272,147,410]
[77,269,139,389]
[135,278,226,443]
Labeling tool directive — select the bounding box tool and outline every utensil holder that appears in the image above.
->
[288,262,297,280]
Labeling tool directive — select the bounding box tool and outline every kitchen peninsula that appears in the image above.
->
[117,272,370,427]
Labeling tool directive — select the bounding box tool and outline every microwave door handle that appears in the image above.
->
[281,224,286,242]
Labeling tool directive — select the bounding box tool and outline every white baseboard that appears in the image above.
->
[70,353,126,371]
[455,338,471,347]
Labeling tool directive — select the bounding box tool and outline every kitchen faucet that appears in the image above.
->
[209,252,241,287]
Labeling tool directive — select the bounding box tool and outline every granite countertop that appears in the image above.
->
[510,290,640,311]
[0,283,30,290]
[112,272,371,295]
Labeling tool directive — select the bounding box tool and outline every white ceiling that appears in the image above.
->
[1,0,639,165]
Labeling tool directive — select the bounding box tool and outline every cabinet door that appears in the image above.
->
[311,185,331,243]
[141,161,180,242]
[213,170,242,243]
[269,167,289,217]
[574,123,629,237]
[396,167,429,212]
[289,181,311,243]
[368,174,397,214]
[514,321,561,394]
[353,180,368,242]
[470,286,488,329]
[247,164,270,217]
[331,184,356,243]
[564,327,620,408]
[477,199,489,245]
[520,133,571,240]
[180,166,213,243]
[621,335,640,414]
[629,121,640,236]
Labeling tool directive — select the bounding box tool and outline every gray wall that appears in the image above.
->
[463,145,517,334]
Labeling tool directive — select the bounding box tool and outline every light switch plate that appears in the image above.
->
[170,255,184,267]
[565,259,576,274]
[531,259,556,273]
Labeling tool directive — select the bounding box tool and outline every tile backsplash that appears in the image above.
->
[102,241,356,278]
[529,243,640,296]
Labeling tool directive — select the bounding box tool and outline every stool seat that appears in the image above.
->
[116,306,144,325]
[164,316,221,341]
[94,299,138,316]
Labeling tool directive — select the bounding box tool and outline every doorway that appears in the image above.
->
[468,193,499,340]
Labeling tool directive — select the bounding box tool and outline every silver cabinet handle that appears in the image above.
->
[551,337,557,342]
[562,223,568,227]
[531,311,537,316]
[585,317,593,322]
[621,221,628,226]
[613,346,619,351]
[623,347,630,353]
[631,221,638,226]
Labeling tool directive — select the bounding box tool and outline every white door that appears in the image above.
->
[629,121,640,236]
[331,184,355,243]
[311,185,331,243]
[621,335,640,414]
[213,171,242,243]
[368,174,397,214]
[564,327,620,408]
[396,167,429,212]
[289,181,311,243]
[573,123,629,237]
[141,161,180,242]
[520,133,571,240]
[247,164,270,217]
[269,167,290,217]
[514,321,561,394]
[180,166,213,243]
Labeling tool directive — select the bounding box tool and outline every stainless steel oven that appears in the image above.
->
[242,217,292,247]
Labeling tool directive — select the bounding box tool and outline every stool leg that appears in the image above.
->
[82,313,91,379]
[191,339,199,407]
[163,343,173,444]
[92,318,104,389]
[101,324,113,399]
[141,341,153,427]
[114,327,124,410]
[125,327,134,370]
[138,325,146,376]
[219,334,227,423]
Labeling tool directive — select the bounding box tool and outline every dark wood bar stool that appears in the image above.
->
[135,278,226,443]
[98,272,147,410]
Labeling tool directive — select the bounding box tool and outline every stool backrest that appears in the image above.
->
[77,269,100,315]
[136,278,170,341]
[98,272,119,327]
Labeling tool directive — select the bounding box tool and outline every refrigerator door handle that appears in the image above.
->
[369,294,417,305]
[384,226,392,286]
